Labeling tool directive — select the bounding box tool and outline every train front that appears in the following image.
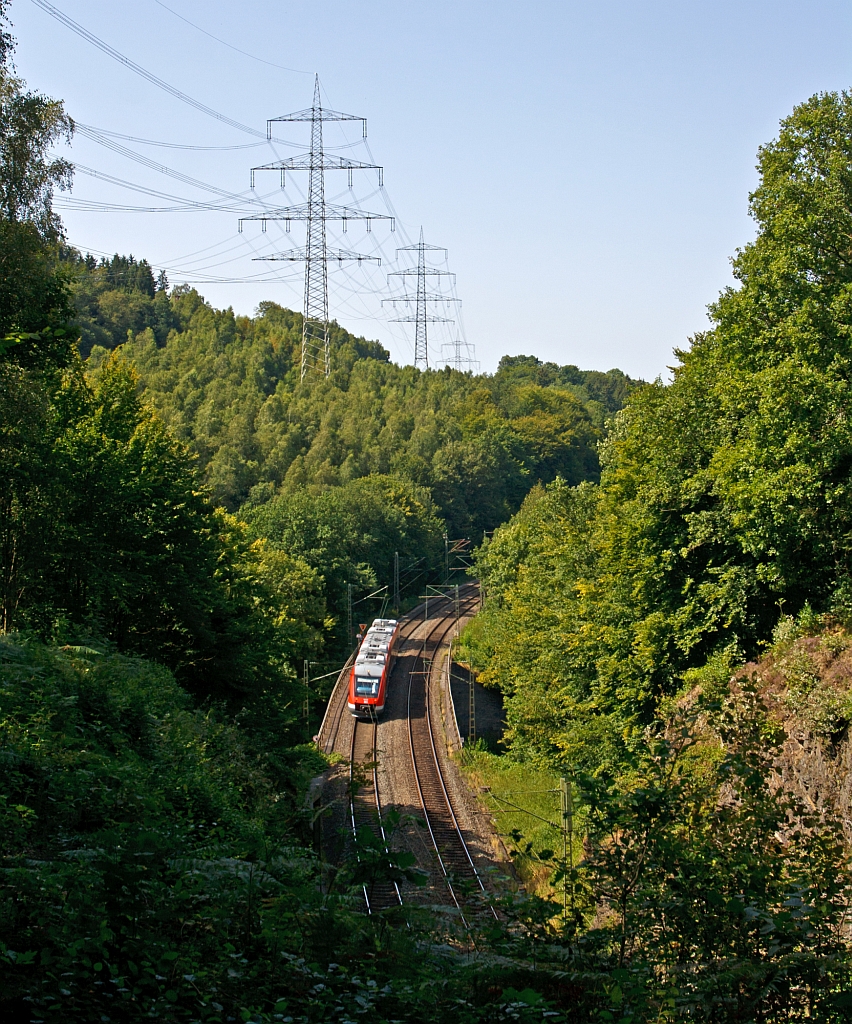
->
[348,654,387,718]
[347,619,398,718]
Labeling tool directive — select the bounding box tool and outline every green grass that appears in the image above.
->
[459,744,583,901]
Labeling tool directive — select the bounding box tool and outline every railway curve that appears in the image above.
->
[316,584,502,917]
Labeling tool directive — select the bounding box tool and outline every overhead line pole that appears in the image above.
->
[487,780,576,919]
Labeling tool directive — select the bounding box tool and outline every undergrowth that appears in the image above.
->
[0,636,573,1023]
[459,743,583,901]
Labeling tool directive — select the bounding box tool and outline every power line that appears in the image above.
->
[76,123,268,152]
[29,0,297,143]
[147,234,270,271]
[69,241,304,286]
[150,0,312,75]
[76,124,261,203]
[66,165,267,212]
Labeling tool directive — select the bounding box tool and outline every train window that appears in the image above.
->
[355,676,379,696]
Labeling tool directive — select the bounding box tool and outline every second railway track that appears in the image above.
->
[406,587,497,920]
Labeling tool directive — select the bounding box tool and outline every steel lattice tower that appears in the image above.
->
[240,76,392,380]
[441,336,480,373]
[384,228,458,369]
[301,78,329,379]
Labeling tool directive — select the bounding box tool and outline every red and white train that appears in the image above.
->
[347,618,400,718]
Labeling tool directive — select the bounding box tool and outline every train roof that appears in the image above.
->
[361,633,391,647]
[353,661,384,678]
[364,630,393,643]
[371,618,398,628]
[355,650,387,666]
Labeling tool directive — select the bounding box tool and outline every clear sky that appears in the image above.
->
[13,0,852,378]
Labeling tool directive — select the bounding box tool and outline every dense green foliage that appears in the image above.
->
[61,259,636,639]
[468,89,852,772]
[4,635,850,1023]
[243,473,445,645]
[0,350,322,704]
[0,17,73,368]
[67,263,635,534]
[450,89,852,1017]
[0,10,317,709]
[65,249,176,355]
[0,639,596,1023]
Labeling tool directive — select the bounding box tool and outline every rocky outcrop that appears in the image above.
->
[737,630,852,843]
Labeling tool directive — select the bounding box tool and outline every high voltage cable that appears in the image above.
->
[74,129,314,221]
[363,139,413,247]
[157,237,271,272]
[150,0,311,76]
[69,248,301,285]
[77,122,364,154]
[163,234,291,269]
[29,0,300,144]
[76,124,267,151]
[67,165,270,211]
[70,241,304,285]
[68,163,294,215]
[76,124,260,202]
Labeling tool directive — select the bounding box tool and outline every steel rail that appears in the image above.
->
[348,717,403,913]
[345,608,441,914]
[317,594,452,754]
[423,607,497,919]
[315,649,356,754]
[406,585,497,921]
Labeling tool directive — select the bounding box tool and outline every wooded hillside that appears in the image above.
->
[68,252,636,532]
[466,91,852,775]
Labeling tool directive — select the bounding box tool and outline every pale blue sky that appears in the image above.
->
[14,0,852,377]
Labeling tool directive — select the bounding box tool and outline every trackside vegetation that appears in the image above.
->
[5,0,852,1012]
[461,89,852,1016]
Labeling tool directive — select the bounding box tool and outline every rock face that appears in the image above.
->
[739,630,852,844]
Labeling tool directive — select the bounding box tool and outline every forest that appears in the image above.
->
[5,0,852,1016]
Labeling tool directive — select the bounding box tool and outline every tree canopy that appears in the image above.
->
[0,9,74,368]
[68,266,638,533]
[468,89,852,773]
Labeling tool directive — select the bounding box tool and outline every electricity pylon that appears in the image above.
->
[239,76,392,380]
[442,336,480,373]
[384,228,458,369]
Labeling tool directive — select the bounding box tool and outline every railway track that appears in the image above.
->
[348,717,402,913]
[315,648,356,755]
[406,586,497,921]
[320,585,497,919]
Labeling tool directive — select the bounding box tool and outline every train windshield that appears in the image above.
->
[355,676,379,696]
